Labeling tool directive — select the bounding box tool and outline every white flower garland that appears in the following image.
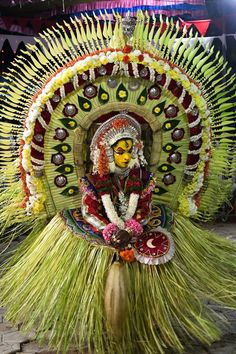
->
[101,192,140,228]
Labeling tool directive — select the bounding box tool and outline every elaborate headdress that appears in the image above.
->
[90,113,146,175]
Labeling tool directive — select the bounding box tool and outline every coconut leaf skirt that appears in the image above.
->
[1,213,236,354]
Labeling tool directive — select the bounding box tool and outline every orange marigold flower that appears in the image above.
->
[119,249,136,263]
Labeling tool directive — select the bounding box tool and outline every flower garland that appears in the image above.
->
[178,127,211,217]
[21,48,212,215]
[101,192,141,231]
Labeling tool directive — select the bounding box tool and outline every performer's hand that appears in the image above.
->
[110,229,132,248]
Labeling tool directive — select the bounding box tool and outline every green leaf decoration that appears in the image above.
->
[60,186,79,196]
[158,164,175,173]
[137,88,147,105]
[116,83,128,101]
[55,164,74,175]
[98,85,109,104]
[162,120,180,131]
[153,186,168,195]
[60,118,77,130]
[53,143,71,154]
[162,143,179,153]
[78,95,92,111]
[152,101,166,116]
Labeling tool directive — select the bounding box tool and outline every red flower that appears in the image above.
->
[138,54,144,62]
[123,45,133,53]
[123,55,130,64]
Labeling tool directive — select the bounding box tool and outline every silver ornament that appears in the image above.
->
[163,173,175,185]
[55,128,67,140]
[64,104,77,117]
[107,78,118,88]
[55,175,67,187]
[52,94,60,103]
[34,133,44,143]
[172,129,184,140]
[82,73,88,80]
[98,66,107,76]
[149,86,161,99]
[34,170,43,177]
[193,140,201,148]
[140,68,149,78]
[128,80,140,91]
[166,105,177,117]
[169,152,181,163]
[184,174,193,182]
[156,74,163,82]
[84,85,97,98]
[52,153,64,165]
[122,15,136,38]
[191,107,199,116]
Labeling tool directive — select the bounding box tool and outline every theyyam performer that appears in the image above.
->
[0,11,235,354]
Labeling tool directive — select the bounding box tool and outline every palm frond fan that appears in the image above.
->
[0,11,235,354]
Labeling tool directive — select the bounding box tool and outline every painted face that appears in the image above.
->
[113,139,133,168]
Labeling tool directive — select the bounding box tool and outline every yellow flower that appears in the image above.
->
[178,197,191,217]
[154,107,161,114]
[83,102,90,109]
[65,167,71,172]
[118,90,127,98]
[101,93,108,100]
[165,123,171,129]
[69,121,76,127]
[62,145,68,152]
[162,166,168,171]
[41,93,51,105]
[139,96,146,103]
[150,62,165,74]
[68,188,74,195]
[116,53,124,61]
[78,66,89,74]
[166,145,172,151]
[182,80,191,90]
[32,201,44,214]
[194,96,205,111]
[129,54,138,63]
[155,187,160,193]
[169,70,180,81]
[100,57,109,65]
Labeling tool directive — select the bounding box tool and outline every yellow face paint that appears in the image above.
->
[113,139,133,168]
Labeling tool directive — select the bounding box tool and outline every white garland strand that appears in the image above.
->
[124,193,139,220]
[101,194,125,229]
